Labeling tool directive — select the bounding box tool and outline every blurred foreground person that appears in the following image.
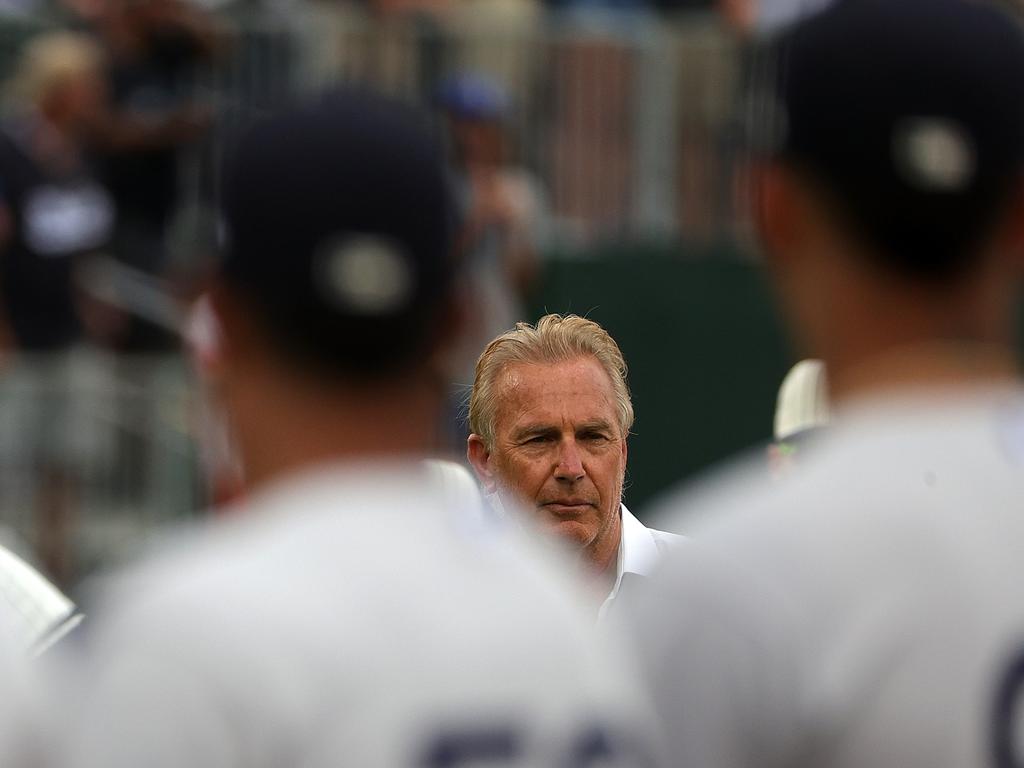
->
[467,314,680,619]
[0,545,80,764]
[0,544,81,657]
[62,90,656,768]
[630,1,1024,766]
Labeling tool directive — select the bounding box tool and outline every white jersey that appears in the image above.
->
[63,461,658,768]
[630,387,1024,768]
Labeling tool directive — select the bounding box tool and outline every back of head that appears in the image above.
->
[763,0,1024,281]
[220,88,458,381]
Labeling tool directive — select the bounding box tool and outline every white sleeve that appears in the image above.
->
[622,544,809,768]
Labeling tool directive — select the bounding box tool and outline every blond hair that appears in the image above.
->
[9,32,104,109]
[469,314,634,447]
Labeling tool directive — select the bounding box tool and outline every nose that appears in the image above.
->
[554,439,585,483]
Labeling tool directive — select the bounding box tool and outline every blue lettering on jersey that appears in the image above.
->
[423,727,520,766]
[420,723,652,768]
[993,643,1024,768]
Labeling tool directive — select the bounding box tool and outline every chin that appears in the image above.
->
[545,519,595,550]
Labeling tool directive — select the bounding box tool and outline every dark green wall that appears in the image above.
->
[528,244,794,514]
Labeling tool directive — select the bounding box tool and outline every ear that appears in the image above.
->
[466,434,498,494]
[995,181,1024,278]
[755,163,803,273]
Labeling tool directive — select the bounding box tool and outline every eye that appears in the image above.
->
[582,431,610,443]
[524,434,553,445]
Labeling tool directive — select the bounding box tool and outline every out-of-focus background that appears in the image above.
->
[0,0,1016,593]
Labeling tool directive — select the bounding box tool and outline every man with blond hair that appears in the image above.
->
[467,313,680,618]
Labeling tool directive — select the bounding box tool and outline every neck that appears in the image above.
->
[583,506,622,601]
[229,370,443,493]
[828,340,1019,406]
[807,248,1019,407]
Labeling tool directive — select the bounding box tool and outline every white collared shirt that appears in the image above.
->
[598,504,683,621]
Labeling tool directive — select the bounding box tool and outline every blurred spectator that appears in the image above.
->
[448,0,543,121]
[0,33,117,587]
[0,32,115,353]
[82,0,220,287]
[440,74,546,383]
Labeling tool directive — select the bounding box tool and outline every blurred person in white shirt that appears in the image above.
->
[627,1,1024,767]
[59,88,659,768]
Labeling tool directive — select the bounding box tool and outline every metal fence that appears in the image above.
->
[0,8,759,244]
[0,352,202,590]
[182,7,756,246]
[190,6,753,244]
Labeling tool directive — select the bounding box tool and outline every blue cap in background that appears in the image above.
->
[437,74,509,121]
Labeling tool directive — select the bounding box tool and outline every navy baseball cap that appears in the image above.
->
[437,74,509,121]
[220,88,458,377]
[762,0,1024,280]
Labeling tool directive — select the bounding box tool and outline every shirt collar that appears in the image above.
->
[598,503,661,619]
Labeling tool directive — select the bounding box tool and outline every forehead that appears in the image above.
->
[493,357,619,434]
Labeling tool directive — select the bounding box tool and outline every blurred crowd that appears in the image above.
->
[0,0,771,368]
[8,0,1018,591]
[0,0,225,589]
[0,0,768,593]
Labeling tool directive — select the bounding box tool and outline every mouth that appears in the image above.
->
[540,500,595,517]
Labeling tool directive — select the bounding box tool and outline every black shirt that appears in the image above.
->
[104,27,202,231]
[0,121,114,350]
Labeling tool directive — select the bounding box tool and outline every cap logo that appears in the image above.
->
[314,235,413,315]
[893,118,976,192]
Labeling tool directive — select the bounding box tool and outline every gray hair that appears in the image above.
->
[469,313,634,447]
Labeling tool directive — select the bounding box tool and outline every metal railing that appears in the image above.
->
[0,7,759,249]
[188,7,755,245]
[0,351,202,588]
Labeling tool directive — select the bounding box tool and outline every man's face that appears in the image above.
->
[468,357,627,559]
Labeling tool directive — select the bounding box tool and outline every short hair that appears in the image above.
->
[469,314,634,448]
[9,33,104,108]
